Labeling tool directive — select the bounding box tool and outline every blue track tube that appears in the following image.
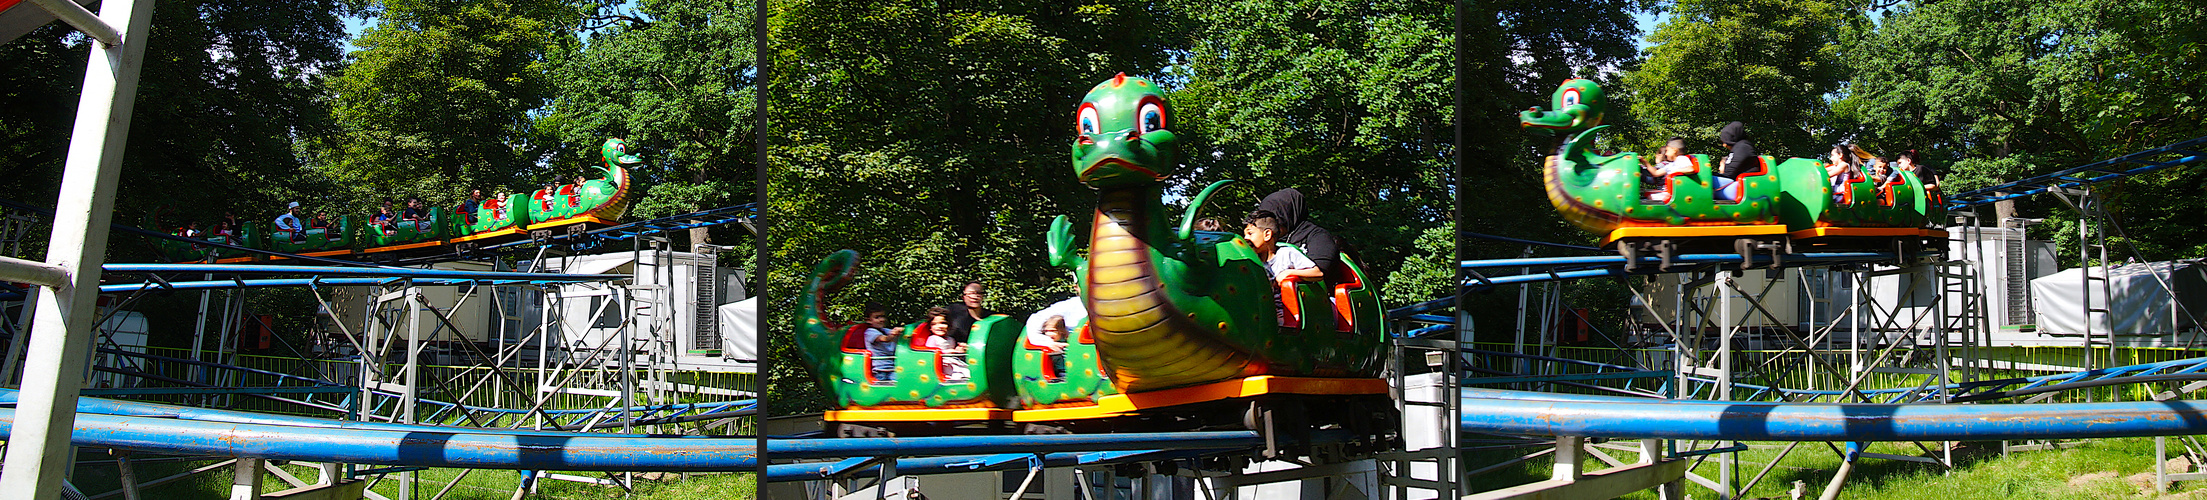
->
[0,389,751,439]
[1462,252,1896,270]
[102,263,626,281]
[98,277,608,294]
[0,409,758,471]
[1459,389,2207,441]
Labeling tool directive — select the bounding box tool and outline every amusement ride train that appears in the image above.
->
[1519,79,1947,270]
[147,138,637,263]
[794,74,1401,455]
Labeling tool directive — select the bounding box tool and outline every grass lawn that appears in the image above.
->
[1466,437,2207,499]
[64,455,757,500]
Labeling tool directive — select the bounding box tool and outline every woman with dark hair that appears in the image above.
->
[1825,144,1861,203]
[1254,188,1345,284]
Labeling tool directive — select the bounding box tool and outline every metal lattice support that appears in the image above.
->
[0,0,159,497]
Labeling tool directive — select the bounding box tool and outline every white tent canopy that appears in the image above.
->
[2031,261,2206,336]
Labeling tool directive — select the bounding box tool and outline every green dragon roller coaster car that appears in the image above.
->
[798,74,1400,442]
[1518,79,1945,266]
[145,138,639,262]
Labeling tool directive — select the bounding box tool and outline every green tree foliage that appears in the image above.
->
[1624,0,1848,157]
[0,0,349,260]
[310,0,583,203]
[542,0,756,224]
[1837,0,2207,260]
[765,0,1183,410]
[0,0,349,351]
[1458,0,1646,345]
[1170,0,1455,306]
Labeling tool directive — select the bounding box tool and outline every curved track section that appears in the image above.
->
[1460,388,2207,442]
[0,408,760,471]
[78,349,756,429]
[1465,349,2207,404]
[0,387,1318,476]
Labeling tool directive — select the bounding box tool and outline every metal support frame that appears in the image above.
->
[1381,306,1463,500]
[0,0,158,497]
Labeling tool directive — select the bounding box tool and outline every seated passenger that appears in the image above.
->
[484,190,508,221]
[1894,150,1937,191]
[1245,210,1325,325]
[1865,154,1898,204]
[371,201,397,235]
[1194,217,1223,232]
[1642,137,1692,203]
[922,307,970,382]
[1714,122,1758,202]
[1826,144,1860,203]
[456,189,484,227]
[309,212,332,231]
[1032,315,1071,383]
[861,302,897,384]
[401,197,430,232]
[536,183,558,211]
[182,221,203,239]
[1254,188,1347,285]
[273,202,306,242]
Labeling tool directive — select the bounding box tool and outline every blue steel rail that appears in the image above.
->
[1945,136,2207,210]
[1459,388,2207,442]
[0,197,753,269]
[83,348,756,430]
[22,384,2207,475]
[1460,251,1909,288]
[1462,349,2207,404]
[90,263,632,295]
[0,388,1321,476]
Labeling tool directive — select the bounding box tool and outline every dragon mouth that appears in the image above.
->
[1081,157,1165,182]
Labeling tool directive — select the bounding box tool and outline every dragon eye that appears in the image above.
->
[1562,89,1581,107]
[1078,104,1100,135]
[1138,101,1166,134]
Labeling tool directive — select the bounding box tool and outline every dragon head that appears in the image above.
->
[1072,73,1179,189]
[1519,79,1606,134]
[601,138,643,169]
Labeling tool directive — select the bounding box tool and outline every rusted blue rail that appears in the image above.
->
[1460,388,2207,441]
[0,408,760,471]
[78,348,756,429]
[1463,349,2207,404]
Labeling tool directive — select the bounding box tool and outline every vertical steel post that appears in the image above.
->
[0,0,157,496]
[188,273,212,385]
[1717,270,1735,499]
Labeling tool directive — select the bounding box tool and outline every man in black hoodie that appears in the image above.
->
[1714,121,1757,201]
[1254,188,1345,284]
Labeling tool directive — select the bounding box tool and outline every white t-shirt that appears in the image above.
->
[273,213,303,232]
[1024,297,1085,351]
[1268,244,1318,281]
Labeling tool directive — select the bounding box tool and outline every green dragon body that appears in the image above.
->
[144,137,639,262]
[795,74,1389,413]
[1518,80,1939,236]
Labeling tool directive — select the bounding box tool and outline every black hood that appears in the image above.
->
[1718,121,1747,146]
[1256,188,1308,234]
